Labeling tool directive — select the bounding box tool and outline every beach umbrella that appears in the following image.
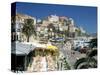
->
[46,45,58,49]
[46,45,58,51]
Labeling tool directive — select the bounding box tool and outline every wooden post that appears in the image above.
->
[24,55,27,71]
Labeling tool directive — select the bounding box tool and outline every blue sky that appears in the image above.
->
[15,2,97,33]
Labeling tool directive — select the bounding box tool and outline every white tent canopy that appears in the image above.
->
[11,42,47,55]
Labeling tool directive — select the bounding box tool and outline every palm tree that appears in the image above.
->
[22,19,36,42]
[74,49,97,69]
[75,29,81,36]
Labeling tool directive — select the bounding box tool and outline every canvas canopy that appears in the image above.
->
[11,42,47,55]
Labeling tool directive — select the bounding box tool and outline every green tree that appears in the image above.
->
[75,29,81,36]
[63,57,71,70]
[22,19,36,42]
[64,30,68,40]
[57,56,71,70]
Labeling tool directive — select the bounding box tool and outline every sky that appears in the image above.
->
[15,2,97,33]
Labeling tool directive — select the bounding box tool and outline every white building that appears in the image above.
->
[48,15,59,22]
[68,18,75,33]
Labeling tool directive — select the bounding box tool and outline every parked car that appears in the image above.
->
[74,46,81,52]
[79,46,88,53]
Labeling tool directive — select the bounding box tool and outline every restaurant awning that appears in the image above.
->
[11,42,47,55]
